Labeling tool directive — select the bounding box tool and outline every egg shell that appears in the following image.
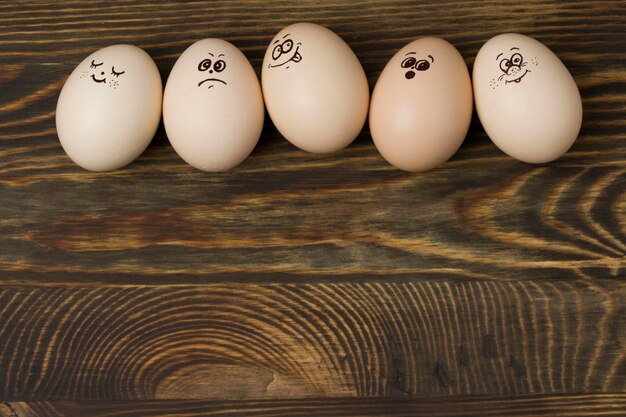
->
[163,39,264,172]
[56,45,162,172]
[262,23,369,154]
[369,37,473,172]
[473,33,583,163]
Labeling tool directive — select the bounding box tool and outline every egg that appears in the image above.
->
[369,37,473,171]
[473,33,583,163]
[56,45,162,171]
[163,39,264,171]
[262,23,369,153]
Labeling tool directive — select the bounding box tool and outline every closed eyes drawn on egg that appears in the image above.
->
[197,53,228,89]
[490,47,539,89]
[85,59,126,89]
[401,52,434,79]
[268,34,303,69]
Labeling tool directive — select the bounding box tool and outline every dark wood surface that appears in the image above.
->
[0,0,624,415]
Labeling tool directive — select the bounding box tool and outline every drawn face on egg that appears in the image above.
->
[78,58,126,90]
[197,53,228,90]
[400,53,434,79]
[490,47,539,90]
[268,34,303,70]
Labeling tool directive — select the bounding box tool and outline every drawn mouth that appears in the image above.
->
[198,78,227,88]
[505,69,530,84]
[405,70,415,80]
[269,46,302,68]
[91,74,106,83]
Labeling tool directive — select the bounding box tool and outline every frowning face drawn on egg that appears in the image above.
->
[490,47,539,89]
[79,59,125,90]
[268,34,302,70]
[197,53,228,90]
[401,53,434,79]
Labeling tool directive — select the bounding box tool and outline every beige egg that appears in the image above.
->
[369,37,473,172]
[56,45,162,171]
[163,39,264,171]
[262,23,369,153]
[473,33,583,163]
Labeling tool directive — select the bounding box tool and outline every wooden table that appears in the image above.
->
[1,1,624,415]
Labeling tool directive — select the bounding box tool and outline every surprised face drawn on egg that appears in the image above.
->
[78,59,126,90]
[197,53,228,90]
[400,53,434,79]
[490,47,539,90]
[268,34,303,70]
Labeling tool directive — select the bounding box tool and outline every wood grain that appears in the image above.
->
[0,0,624,411]
[0,280,624,400]
[8,394,626,417]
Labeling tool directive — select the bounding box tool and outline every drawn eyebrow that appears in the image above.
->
[273,39,280,45]
[428,54,434,62]
[283,33,291,38]
[496,52,503,60]
[510,47,519,51]
[405,52,416,55]
[218,54,225,57]
[208,53,214,57]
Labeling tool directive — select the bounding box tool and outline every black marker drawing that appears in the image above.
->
[401,53,434,79]
[490,47,538,90]
[197,53,228,89]
[268,34,302,69]
[84,59,125,89]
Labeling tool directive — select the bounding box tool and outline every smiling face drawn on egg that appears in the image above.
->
[490,47,539,89]
[401,53,434,79]
[268,34,302,70]
[197,53,228,90]
[79,59,126,90]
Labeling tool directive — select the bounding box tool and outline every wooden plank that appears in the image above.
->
[0,280,624,400]
[0,0,624,284]
[6,395,626,417]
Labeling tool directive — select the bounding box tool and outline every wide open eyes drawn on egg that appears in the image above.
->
[400,53,434,80]
[82,59,126,90]
[197,53,228,89]
[268,34,302,70]
[489,47,539,90]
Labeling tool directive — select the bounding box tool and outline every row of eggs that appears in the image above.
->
[56,23,583,172]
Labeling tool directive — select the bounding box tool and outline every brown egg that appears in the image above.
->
[369,37,473,171]
[262,23,370,154]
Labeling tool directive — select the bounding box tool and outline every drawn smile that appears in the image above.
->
[198,78,227,88]
[269,46,302,68]
[91,74,106,83]
[505,69,530,84]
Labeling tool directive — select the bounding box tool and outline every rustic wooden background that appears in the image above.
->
[0,0,624,415]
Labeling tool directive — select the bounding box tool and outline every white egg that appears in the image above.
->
[262,23,370,154]
[163,39,264,171]
[473,33,583,163]
[56,45,162,171]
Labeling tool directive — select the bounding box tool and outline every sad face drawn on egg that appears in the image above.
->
[197,53,228,89]
[268,34,303,69]
[490,47,539,89]
[78,59,126,90]
[400,53,434,79]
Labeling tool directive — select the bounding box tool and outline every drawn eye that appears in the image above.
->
[90,60,103,69]
[416,60,430,71]
[282,39,293,54]
[499,59,512,73]
[111,66,125,77]
[213,60,226,73]
[511,53,523,65]
[401,57,417,68]
[272,45,283,60]
[198,59,212,71]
